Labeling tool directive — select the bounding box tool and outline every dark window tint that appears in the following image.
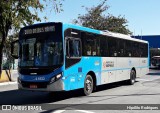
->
[64,28,148,58]
[108,37,117,57]
[139,43,148,57]
[117,39,125,57]
[100,36,108,57]
[125,40,132,57]
[66,39,81,57]
[82,33,99,56]
[132,42,140,57]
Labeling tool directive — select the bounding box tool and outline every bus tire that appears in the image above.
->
[84,74,94,96]
[128,69,136,85]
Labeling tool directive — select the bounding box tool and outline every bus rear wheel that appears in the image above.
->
[128,70,136,85]
[84,75,93,96]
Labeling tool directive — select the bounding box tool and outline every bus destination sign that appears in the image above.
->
[23,26,55,35]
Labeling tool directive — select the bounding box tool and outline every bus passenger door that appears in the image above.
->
[65,37,82,90]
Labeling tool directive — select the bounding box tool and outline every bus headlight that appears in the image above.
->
[56,73,62,79]
[50,73,62,84]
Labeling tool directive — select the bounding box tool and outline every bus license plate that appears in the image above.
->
[30,84,37,88]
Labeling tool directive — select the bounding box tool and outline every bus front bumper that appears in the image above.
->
[18,79,64,92]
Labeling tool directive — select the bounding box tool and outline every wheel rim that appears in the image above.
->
[85,77,93,94]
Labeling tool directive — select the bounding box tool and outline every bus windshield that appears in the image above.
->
[19,34,63,67]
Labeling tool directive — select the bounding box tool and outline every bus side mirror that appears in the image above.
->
[11,40,19,59]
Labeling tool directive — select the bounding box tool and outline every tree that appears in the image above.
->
[0,0,64,76]
[73,0,132,35]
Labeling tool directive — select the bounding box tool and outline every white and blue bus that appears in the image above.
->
[11,22,149,95]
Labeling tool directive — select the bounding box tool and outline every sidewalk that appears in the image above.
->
[0,81,17,86]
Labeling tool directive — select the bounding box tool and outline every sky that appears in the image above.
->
[37,0,160,36]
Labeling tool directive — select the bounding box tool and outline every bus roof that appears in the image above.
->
[63,23,148,44]
[101,30,148,43]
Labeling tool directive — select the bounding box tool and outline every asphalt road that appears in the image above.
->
[1,69,160,113]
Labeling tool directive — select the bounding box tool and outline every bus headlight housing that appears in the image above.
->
[50,73,62,84]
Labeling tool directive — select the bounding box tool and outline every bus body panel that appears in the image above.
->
[62,23,102,91]
[101,57,149,85]
[63,57,101,91]
[101,57,117,84]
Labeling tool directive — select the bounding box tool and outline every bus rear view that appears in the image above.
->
[12,23,64,91]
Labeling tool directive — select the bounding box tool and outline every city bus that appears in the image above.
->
[151,56,160,68]
[11,22,149,95]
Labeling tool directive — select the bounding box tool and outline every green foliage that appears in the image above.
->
[0,0,63,33]
[73,0,132,35]
[0,0,64,75]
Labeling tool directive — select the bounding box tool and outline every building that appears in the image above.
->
[133,35,160,66]
[133,35,160,48]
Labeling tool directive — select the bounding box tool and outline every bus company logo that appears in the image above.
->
[2,105,42,111]
[103,61,114,68]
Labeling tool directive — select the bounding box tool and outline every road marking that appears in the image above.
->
[136,79,150,81]
[75,110,95,113]
[137,77,160,82]
[0,81,17,86]
[52,110,66,113]
[51,109,95,113]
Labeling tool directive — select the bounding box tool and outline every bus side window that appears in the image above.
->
[66,38,81,58]
[108,37,117,57]
[132,42,139,57]
[126,40,132,57]
[117,39,125,57]
[72,40,81,57]
[82,33,96,56]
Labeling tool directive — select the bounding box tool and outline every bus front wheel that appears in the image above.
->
[84,74,93,96]
[128,70,136,85]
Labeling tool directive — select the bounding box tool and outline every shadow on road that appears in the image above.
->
[0,81,130,105]
[150,67,160,70]
[147,68,160,75]
[1,80,159,112]
[147,73,160,75]
[0,89,83,105]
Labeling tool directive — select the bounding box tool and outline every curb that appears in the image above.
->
[0,81,17,86]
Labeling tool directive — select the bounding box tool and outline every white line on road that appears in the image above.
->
[52,110,66,113]
[52,109,95,113]
[75,110,95,113]
[136,79,150,81]
[137,77,160,82]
